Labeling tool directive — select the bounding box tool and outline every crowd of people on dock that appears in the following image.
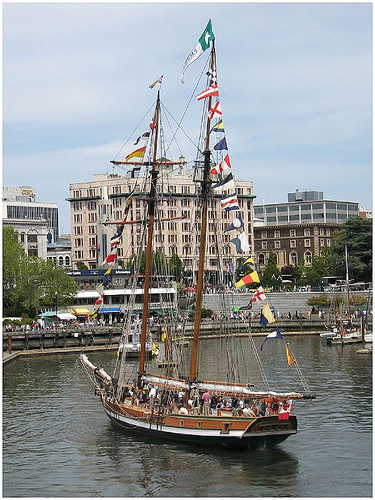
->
[117,382,293,418]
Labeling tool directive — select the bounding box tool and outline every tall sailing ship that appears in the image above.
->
[81,21,314,450]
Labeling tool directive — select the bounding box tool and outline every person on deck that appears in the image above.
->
[243,404,256,417]
[202,390,210,415]
[148,385,156,407]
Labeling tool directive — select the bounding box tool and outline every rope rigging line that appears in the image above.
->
[112,101,156,162]
[162,53,211,162]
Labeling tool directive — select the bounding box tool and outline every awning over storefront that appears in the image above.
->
[75,291,101,299]
[70,308,90,316]
[98,307,122,314]
[39,311,57,318]
[57,312,76,321]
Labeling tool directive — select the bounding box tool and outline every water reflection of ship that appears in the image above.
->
[93,423,299,495]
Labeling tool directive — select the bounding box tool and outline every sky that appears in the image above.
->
[3,2,372,235]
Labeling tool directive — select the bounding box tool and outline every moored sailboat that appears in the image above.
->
[80,20,314,450]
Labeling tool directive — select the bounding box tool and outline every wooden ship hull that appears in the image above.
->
[101,396,297,450]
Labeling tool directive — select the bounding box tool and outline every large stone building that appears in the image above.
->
[253,189,360,269]
[3,186,59,260]
[67,165,255,274]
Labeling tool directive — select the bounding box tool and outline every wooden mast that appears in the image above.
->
[138,90,161,379]
[190,42,216,382]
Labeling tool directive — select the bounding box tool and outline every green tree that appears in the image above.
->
[328,217,372,282]
[3,227,27,315]
[76,261,88,270]
[153,250,167,275]
[169,253,183,281]
[304,256,328,286]
[36,259,77,310]
[261,250,282,290]
[3,227,77,316]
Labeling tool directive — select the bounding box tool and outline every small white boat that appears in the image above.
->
[320,329,338,340]
[364,332,373,343]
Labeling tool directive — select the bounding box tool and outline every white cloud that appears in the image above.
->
[3,2,372,234]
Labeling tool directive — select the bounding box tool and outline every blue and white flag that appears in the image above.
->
[224,215,244,232]
[230,232,250,253]
[260,327,283,351]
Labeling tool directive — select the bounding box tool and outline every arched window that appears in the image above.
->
[65,256,70,266]
[305,251,312,265]
[258,254,265,266]
[58,256,64,266]
[290,252,298,266]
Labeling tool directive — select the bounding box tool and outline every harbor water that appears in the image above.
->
[3,335,372,497]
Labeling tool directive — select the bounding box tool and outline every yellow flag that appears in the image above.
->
[261,302,275,325]
[286,345,295,366]
[125,146,146,161]
[235,271,260,288]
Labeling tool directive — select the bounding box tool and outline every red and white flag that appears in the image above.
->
[102,248,117,265]
[208,101,222,120]
[210,154,231,175]
[252,286,266,302]
[95,294,104,306]
[195,85,219,101]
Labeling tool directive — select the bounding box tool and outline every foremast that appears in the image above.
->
[190,42,216,382]
[138,91,161,379]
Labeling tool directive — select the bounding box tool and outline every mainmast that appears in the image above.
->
[190,42,216,382]
[138,91,161,379]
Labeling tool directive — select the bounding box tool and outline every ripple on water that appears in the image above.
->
[2,340,372,498]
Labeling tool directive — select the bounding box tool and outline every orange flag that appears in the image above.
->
[286,345,295,366]
[126,146,146,161]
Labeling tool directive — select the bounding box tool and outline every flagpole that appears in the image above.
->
[190,41,216,383]
[138,90,161,380]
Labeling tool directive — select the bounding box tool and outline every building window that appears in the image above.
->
[261,241,267,249]
[275,241,281,249]
[304,228,310,236]
[290,252,298,265]
[290,240,296,248]
[261,231,267,239]
[290,229,296,237]
[305,251,312,265]
[304,239,311,247]
[274,231,280,238]
[258,254,265,266]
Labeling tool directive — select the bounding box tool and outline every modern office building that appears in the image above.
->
[253,189,360,270]
[67,165,255,273]
[254,189,359,226]
[3,186,59,259]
